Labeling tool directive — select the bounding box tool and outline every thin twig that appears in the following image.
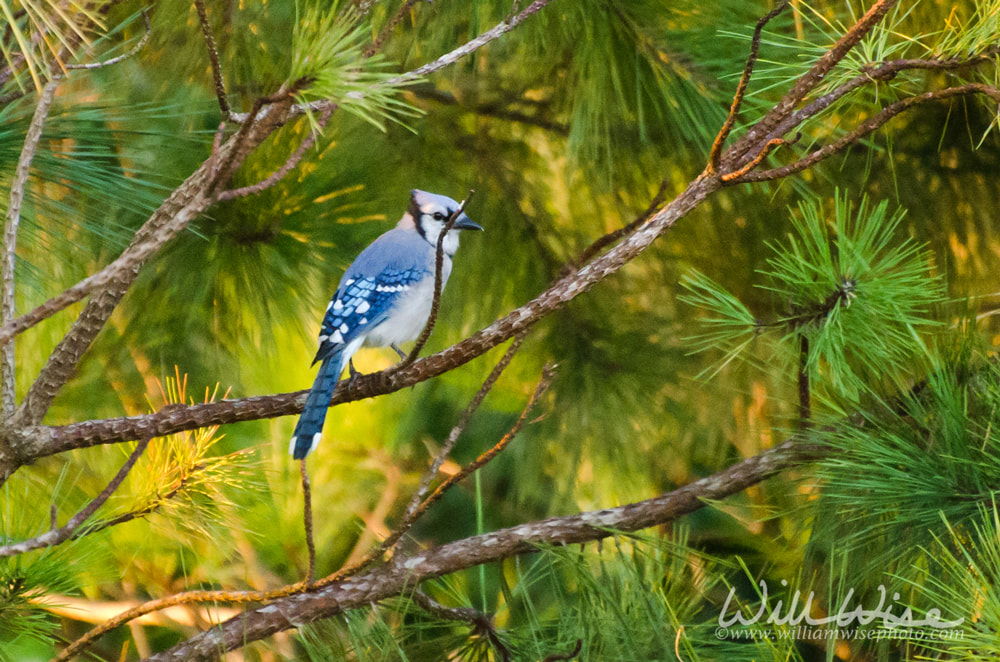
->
[561,181,669,278]
[193,0,230,116]
[364,0,423,57]
[403,335,524,523]
[402,189,475,366]
[0,436,151,558]
[720,136,793,182]
[409,365,554,524]
[403,335,526,524]
[411,588,511,661]
[299,459,316,584]
[411,588,491,627]
[2,77,58,418]
[311,335,528,591]
[797,334,811,428]
[706,0,791,174]
[216,105,334,201]
[66,9,152,71]
[542,639,583,662]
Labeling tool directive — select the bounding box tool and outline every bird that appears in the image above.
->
[289,189,483,459]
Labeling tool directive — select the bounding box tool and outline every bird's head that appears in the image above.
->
[400,189,483,255]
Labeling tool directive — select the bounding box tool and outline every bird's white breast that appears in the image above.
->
[365,258,453,347]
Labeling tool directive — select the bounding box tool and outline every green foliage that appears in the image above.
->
[0,547,81,658]
[682,192,943,402]
[291,1,418,130]
[919,503,1000,660]
[811,354,1000,577]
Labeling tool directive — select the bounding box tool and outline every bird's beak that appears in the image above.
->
[453,214,484,231]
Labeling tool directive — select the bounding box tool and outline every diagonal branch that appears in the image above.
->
[722,0,901,172]
[363,0,423,58]
[296,0,557,120]
[141,435,825,662]
[7,88,299,433]
[2,77,58,418]
[0,436,151,558]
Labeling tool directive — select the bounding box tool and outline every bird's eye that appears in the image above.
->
[432,212,446,221]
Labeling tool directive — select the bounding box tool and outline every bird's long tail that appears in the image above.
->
[289,352,344,459]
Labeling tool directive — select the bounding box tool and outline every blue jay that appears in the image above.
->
[290,189,483,459]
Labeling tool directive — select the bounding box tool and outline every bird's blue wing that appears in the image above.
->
[312,266,427,364]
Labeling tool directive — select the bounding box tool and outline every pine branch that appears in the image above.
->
[294,0,557,119]
[65,9,152,71]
